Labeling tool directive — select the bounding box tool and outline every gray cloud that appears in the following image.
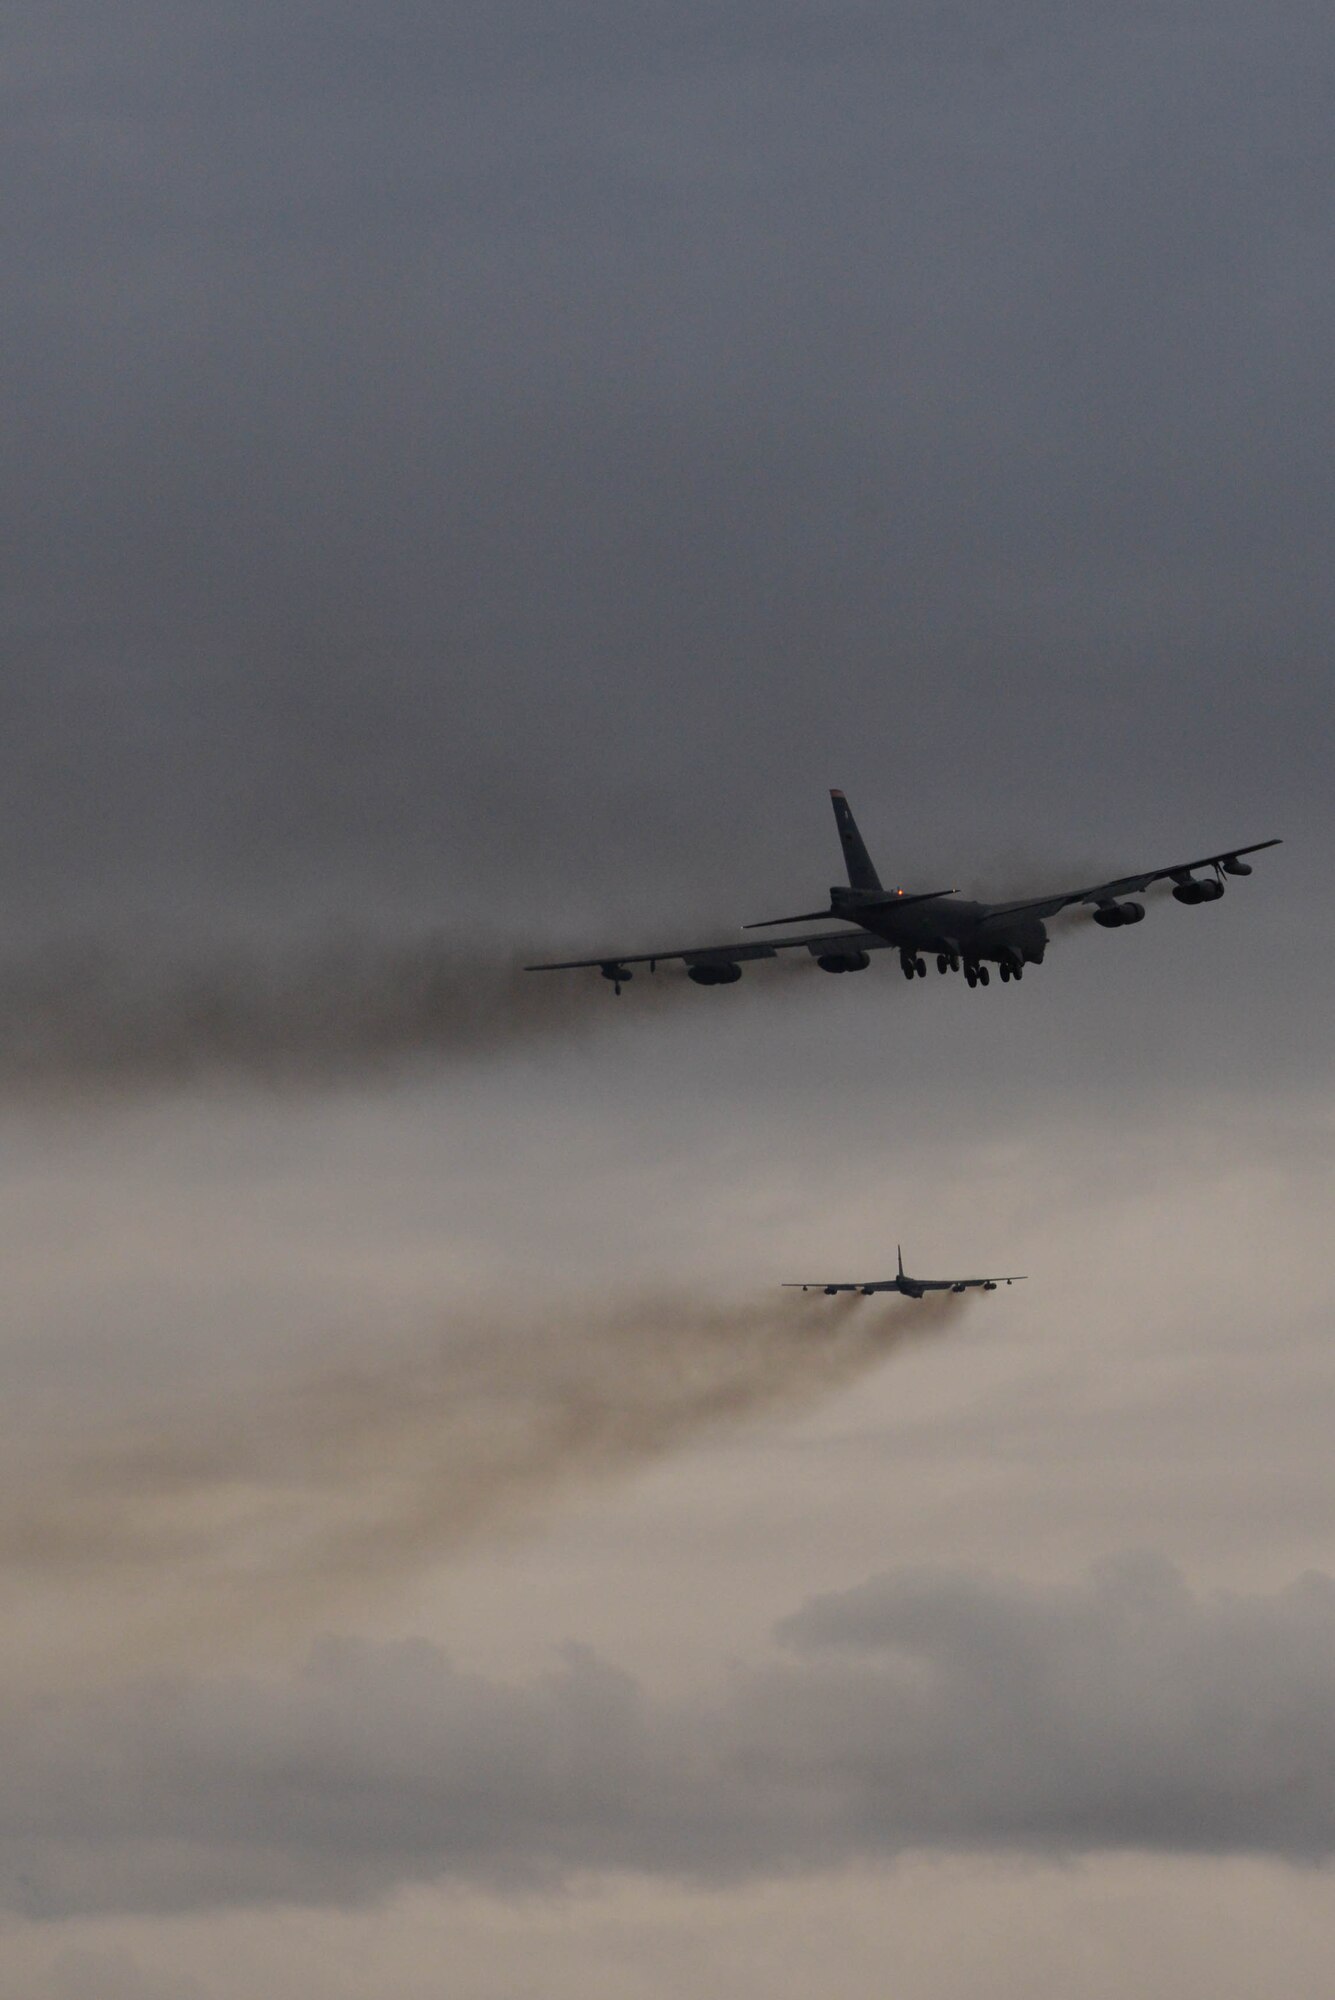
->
[1,0,1328,928]
[0,0,1322,1145]
[5,1556,1335,1917]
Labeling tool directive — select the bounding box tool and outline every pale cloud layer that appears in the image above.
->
[11,1855,1335,2000]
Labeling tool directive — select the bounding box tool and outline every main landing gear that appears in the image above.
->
[904,951,1026,987]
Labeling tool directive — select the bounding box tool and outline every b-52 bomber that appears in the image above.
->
[527,790,1279,992]
[785,1246,1025,1298]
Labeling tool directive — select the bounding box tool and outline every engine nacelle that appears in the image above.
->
[1172,877,1224,905]
[983,1281,997,1291]
[1094,900,1146,927]
[816,951,871,973]
[1222,855,1252,876]
[687,961,743,985]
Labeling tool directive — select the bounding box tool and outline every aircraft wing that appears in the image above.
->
[525,927,893,975]
[781,1280,898,1292]
[979,840,1281,925]
[936,1275,1027,1288]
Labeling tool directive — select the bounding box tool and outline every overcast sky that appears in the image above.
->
[2,3,1333,1996]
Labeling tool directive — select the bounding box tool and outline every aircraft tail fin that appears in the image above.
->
[897,1244,905,1279]
[830,790,882,891]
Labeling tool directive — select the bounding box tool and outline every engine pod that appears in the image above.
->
[687,962,743,985]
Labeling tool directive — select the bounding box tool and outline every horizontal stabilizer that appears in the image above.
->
[744,888,951,930]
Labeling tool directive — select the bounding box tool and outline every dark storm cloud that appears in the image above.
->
[6,1555,1335,1917]
[2,1,1329,925]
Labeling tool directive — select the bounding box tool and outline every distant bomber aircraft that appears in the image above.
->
[785,1246,1026,1298]
[527,790,1279,992]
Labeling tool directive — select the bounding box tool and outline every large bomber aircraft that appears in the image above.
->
[785,1246,1025,1298]
[527,791,1279,992]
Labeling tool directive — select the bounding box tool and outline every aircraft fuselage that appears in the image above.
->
[836,892,1048,970]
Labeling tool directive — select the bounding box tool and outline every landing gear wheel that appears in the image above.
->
[965,968,977,988]
[901,956,915,980]
[937,954,950,974]
[914,957,927,977]
[978,965,990,985]
[1013,965,1023,980]
[999,963,1011,982]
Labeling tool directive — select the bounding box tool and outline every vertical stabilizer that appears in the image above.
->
[830,790,882,891]
[897,1244,905,1279]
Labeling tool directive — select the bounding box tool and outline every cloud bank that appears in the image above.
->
[5,1556,1335,1918]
